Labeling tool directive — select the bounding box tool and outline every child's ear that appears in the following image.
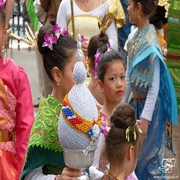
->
[127,145,134,161]
[98,80,104,92]
[52,67,62,84]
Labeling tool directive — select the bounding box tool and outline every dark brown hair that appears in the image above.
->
[37,24,77,80]
[105,103,142,164]
[88,31,109,68]
[133,0,156,16]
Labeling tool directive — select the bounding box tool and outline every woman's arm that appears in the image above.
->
[139,57,160,139]
[141,57,160,121]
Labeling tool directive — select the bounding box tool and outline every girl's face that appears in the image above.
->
[99,60,126,104]
[127,0,138,24]
[60,51,78,95]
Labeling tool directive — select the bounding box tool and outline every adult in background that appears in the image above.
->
[118,0,131,60]
[123,0,178,179]
[56,0,126,56]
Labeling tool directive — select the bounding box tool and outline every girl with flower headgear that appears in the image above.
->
[88,41,138,180]
[21,23,82,180]
[0,7,34,180]
[87,31,109,107]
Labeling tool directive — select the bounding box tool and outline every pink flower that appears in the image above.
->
[0,0,5,9]
[107,43,112,51]
[42,33,57,50]
[101,123,108,139]
[81,35,88,42]
[52,23,69,38]
[93,51,101,76]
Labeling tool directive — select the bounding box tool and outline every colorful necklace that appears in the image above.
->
[105,172,121,180]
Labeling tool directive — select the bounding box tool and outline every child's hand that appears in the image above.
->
[56,167,81,180]
[138,118,149,139]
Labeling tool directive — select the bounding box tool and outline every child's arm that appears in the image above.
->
[15,67,34,179]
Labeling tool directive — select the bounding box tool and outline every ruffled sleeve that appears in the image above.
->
[107,0,126,29]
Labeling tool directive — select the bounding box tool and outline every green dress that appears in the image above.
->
[21,95,65,179]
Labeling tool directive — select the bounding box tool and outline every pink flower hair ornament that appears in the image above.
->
[93,51,101,77]
[81,35,88,42]
[107,43,112,52]
[93,43,112,76]
[52,23,69,37]
[42,23,69,50]
[0,0,5,9]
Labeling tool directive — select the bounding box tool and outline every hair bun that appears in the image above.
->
[110,103,136,129]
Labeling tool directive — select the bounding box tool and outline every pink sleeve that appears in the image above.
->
[15,67,34,179]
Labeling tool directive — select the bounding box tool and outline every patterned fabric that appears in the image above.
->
[0,78,18,179]
[0,78,17,154]
[127,24,178,180]
[62,94,102,140]
[21,95,65,179]
[167,7,180,112]
[29,95,63,152]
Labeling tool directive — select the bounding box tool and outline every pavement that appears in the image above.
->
[7,39,180,179]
